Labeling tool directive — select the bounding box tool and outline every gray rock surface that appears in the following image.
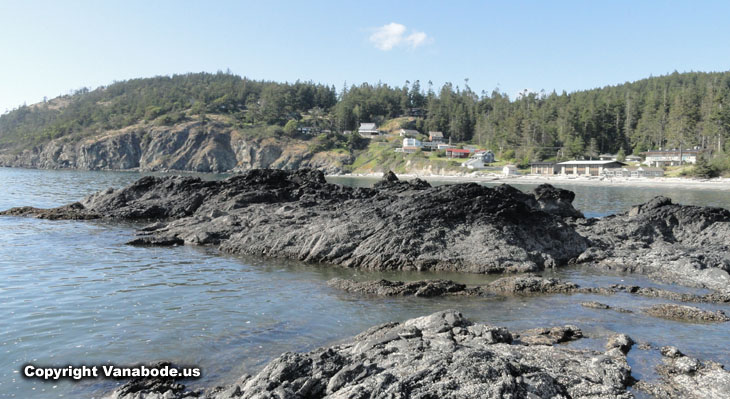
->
[576,196,730,292]
[634,346,730,399]
[1,169,589,274]
[0,121,350,174]
[105,310,635,399]
[643,304,729,322]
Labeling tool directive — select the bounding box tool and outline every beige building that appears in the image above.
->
[556,160,625,176]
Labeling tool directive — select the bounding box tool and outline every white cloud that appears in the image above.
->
[369,23,430,51]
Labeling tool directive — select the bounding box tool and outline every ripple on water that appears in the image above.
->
[2,168,730,398]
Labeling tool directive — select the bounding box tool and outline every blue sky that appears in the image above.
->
[1,0,730,113]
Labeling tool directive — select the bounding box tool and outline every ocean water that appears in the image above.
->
[1,167,729,398]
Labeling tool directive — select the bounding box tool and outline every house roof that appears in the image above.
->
[400,129,420,134]
[429,131,444,138]
[529,162,555,166]
[359,123,377,130]
[642,149,701,155]
[624,166,663,172]
[557,160,626,166]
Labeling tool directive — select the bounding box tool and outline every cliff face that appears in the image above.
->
[0,121,351,174]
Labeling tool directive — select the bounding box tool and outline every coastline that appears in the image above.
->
[339,171,730,190]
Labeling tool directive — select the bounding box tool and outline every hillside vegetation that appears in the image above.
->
[2,71,730,175]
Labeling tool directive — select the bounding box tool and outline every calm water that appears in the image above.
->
[1,167,730,398]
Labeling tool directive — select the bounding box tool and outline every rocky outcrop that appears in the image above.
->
[643,304,729,322]
[327,275,579,298]
[105,310,635,399]
[326,278,476,297]
[0,121,350,173]
[3,168,730,293]
[576,196,730,292]
[635,346,730,399]
[1,170,589,274]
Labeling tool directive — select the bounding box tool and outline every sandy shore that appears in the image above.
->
[338,172,730,190]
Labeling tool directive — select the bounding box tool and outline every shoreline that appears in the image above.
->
[338,171,730,190]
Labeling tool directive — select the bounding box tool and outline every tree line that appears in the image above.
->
[2,71,730,163]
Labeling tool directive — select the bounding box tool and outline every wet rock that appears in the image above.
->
[606,334,634,355]
[582,301,611,309]
[326,278,474,297]
[644,304,729,322]
[577,196,730,292]
[105,310,631,399]
[660,346,684,359]
[634,348,730,399]
[518,325,584,346]
[485,274,579,295]
[581,301,633,313]
[327,275,583,298]
[1,169,589,274]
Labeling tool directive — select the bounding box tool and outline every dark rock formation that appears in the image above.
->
[105,311,634,399]
[634,346,730,398]
[643,304,729,322]
[486,274,579,295]
[576,196,730,292]
[327,275,580,298]
[1,169,589,274]
[327,278,474,297]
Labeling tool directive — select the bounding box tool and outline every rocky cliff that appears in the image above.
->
[0,120,351,174]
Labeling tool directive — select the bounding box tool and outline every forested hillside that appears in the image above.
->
[2,71,730,168]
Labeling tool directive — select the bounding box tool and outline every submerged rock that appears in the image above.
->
[581,301,633,313]
[326,278,474,297]
[106,310,634,399]
[643,304,729,322]
[1,169,589,274]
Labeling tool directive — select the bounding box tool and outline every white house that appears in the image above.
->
[399,129,420,137]
[358,123,381,137]
[401,138,422,154]
[642,149,701,167]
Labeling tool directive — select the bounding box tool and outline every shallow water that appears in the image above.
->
[1,167,729,398]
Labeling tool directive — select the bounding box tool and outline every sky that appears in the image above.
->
[1,0,730,113]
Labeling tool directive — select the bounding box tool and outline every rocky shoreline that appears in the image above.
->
[3,168,730,398]
[101,310,730,399]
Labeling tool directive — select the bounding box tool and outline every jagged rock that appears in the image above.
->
[106,311,634,399]
[0,121,351,173]
[606,334,634,354]
[486,274,579,295]
[518,325,584,346]
[326,278,474,297]
[634,347,730,399]
[643,304,729,322]
[577,196,730,292]
[1,169,589,274]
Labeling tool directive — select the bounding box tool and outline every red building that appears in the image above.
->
[445,148,470,158]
